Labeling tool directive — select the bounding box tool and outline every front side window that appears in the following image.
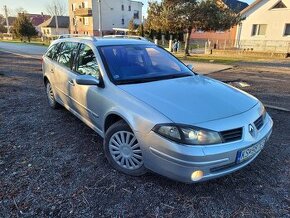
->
[284,24,290,36]
[76,44,100,79]
[57,42,79,69]
[99,45,193,84]
[252,24,267,36]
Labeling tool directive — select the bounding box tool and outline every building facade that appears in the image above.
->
[190,0,248,49]
[39,16,70,37]
[235,0,290,53]
[68,0,143,36]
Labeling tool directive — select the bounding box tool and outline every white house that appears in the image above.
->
[235,0,290,53]
[38,16,69,37]
[68,0,143,36]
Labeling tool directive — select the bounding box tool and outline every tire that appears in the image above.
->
[45,81,60,109]
[104,120,147,176]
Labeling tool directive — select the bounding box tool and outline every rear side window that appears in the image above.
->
[57,42,79,69]
[46,43,60,61]
[76,44,100,79]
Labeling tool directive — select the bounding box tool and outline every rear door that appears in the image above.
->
[43,43,61,89]
[53,41,79,108]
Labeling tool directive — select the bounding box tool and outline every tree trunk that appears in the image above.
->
[184,27,193,56]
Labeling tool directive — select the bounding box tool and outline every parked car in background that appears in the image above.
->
[42,36,273,183]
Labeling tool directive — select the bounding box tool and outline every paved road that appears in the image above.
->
[0,41,232,75]
[0,51,289,217]
[0,42,47,59]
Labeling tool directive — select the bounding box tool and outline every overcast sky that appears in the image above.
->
[0,0,255,16]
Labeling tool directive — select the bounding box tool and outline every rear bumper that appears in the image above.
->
[136,112,273,183]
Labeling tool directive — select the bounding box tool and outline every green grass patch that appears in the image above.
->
[0,39,49,47]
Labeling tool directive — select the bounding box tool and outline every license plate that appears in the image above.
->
[236,138,266,163]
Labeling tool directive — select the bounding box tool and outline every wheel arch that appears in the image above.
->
[43,76,49,85]
[104,112,133,134]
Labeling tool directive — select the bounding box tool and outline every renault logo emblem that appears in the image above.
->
[248,124,255,137]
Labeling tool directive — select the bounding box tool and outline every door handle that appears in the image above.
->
[50,69,54,73]
[68,80,75,86]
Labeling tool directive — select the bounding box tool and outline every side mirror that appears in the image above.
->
[187,64,194,70]
[75,75,100,86]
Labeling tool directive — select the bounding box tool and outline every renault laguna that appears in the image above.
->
[42,37,273,183]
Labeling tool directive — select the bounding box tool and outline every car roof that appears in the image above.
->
[51,37,153,47]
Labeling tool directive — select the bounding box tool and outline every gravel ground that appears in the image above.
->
[0,52,289,217]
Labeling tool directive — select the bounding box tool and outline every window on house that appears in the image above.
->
[128,5,131,11]
[47,29,50,34]
[133,10,139,19]
[72,3,76,11]
[121,18,125,25]
[251,24,267,36]
[84,17,89,26]
[121,4,124,11]
[271,1,287,9]
[284,24,290,36]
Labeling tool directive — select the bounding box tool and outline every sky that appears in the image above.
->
[0,0,255,16]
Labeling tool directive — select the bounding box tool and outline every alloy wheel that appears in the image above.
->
[109,131,143,170]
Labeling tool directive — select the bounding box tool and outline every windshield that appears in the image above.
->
[98,44,193,84]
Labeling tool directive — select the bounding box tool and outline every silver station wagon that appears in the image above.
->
[42,36,273,183]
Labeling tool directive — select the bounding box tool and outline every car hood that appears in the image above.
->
[118,75,258,124]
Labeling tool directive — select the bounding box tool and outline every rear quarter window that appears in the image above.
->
[45,43,60,61]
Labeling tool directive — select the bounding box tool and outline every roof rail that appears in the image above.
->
[57,34,97,41]
[103,35,149,41]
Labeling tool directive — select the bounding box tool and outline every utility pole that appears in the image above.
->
[97,0,102,36]
[54,5,59,35]
[4,5,10,34]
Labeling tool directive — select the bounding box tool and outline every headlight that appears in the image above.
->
[153,124,222,145]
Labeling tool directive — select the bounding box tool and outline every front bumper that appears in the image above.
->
[136,108,273,183]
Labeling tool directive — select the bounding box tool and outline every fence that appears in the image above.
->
[238,40,290,53]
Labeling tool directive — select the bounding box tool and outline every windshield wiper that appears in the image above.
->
[116,73,192,85]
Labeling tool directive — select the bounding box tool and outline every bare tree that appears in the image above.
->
[15,7,27,15]
[46,0,67,16]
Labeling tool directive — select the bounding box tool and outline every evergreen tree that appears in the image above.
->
[13,13,38,42]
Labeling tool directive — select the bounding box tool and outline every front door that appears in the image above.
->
[70,44,104,130]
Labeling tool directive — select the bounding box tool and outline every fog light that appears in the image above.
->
[191,170,204,181]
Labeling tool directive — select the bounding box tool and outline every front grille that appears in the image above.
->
[220,127,243,143]
[254,115,264,130]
